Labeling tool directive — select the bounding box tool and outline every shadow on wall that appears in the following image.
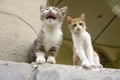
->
[56,39,120,69]
[56,40,73,65]
[94,46,120,69]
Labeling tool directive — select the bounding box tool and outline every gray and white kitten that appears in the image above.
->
[33,6,67,64]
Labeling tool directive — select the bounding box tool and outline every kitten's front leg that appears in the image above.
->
[94,54,103,68]
[35,52,46,64]
[47,47,58,64]
[76,48,90,68]
[47,56,56,64]
[85,39,95,67]
[86,48,96,67]
[34,33,46,64]
[81,60,90,69]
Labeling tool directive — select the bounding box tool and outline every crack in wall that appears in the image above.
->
[0,10,38,35]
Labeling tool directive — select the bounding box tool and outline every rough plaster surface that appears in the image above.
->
[36,63,120,80]
[0,0,47,62]
[0,61,120,80]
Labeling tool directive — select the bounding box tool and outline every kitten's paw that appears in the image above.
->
[36,56,46,64]
[97,64,103,68]
[90,63,97,68]
[47,56,56,64]
[81,61,90,69]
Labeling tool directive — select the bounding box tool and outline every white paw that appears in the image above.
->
[90,63,97,68]
[81,61,90,69]
[47,56,56,64]
[36,56,46,64]
[97,64,103,68]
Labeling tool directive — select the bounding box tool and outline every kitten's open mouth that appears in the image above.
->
[46,12,56,20]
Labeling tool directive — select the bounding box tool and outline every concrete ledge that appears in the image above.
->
[0,60,120,80]
[0,61,36,80]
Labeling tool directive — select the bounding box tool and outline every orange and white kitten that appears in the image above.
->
[67,13,102,68]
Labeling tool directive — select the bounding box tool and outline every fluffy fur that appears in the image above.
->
[33,6,67,64]
[67,13,102,68]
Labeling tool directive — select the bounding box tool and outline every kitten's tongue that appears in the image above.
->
[46,12,56,20]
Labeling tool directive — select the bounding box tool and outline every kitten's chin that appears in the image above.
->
[75,32,81,34]
[73,30,83,34]
[72,30,80,34]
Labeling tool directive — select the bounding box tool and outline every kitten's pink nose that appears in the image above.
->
[49,10,52,12]
[48,10,53,14]
[77,28,80,31]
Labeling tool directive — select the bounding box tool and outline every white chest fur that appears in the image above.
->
[72,31,91,49]
[72,31,94,66]
[43,25,63,52]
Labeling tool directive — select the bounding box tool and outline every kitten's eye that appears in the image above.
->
[53,8,58,11]
[46,8,49,10]
[73,24,76,27]
[79,23,82,25]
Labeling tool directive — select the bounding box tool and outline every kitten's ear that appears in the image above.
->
[66,16,72,24]
[60,6,68,17]
[40,5,45,12]
[80,13,85,21]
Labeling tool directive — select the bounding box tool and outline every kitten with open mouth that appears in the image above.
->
[40,6,67,25]
[33,6,67,64]
[46,11,56,20]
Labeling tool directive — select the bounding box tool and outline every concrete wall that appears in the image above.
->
[0,61,120,80]
[0,0,47,62]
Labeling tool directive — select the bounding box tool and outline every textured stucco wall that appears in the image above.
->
[0,0,47,62]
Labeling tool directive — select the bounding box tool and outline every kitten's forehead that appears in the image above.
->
[68,17,86,30]
[71,18,84,24]
[46,6,59,11]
